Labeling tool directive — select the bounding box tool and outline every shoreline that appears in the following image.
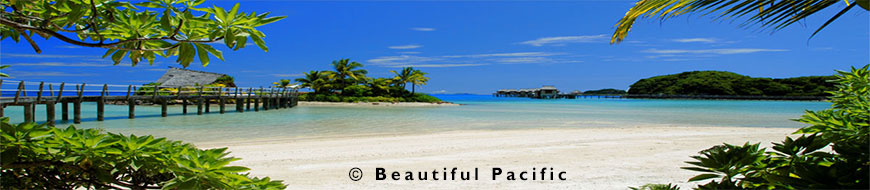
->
[198,126,797,189]
[298,101,460,107]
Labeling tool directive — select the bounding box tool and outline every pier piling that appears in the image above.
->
[161,99,168,117]
[129,100,135,119]
[219,97,226,114]
[23,103,34,122]
[46,101,55,126]
[197,99,203,115]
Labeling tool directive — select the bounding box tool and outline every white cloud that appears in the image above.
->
[643,48,788,54]
[673,38,717,43]
[431,90,449,94]
[6,62,113,67]
[388,44,422,49]
[519,34,607,46]
[271,74,304,77]
[410,27,435,31]
[1,53,92,58]
[385,63,487,68]
[367,51,578,68]
[367,55,443,66]
[398,51,421,54]
[11,71,94,77]
[442,52,559,58]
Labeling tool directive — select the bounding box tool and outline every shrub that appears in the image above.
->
[342,85,371,97]
[0,118,286,189]
[406,93,442,103]
[213,75,236,87]
[634,65,869,189]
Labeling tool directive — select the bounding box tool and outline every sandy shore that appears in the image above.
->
[299,101,460,107]
[198,126,796,189]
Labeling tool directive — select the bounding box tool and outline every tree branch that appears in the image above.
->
[14,28,41,53]
[0,17,223,52]
[89,0,104,43]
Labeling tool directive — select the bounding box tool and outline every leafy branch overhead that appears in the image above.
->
[0,0,285,67]
[611,0,869,44]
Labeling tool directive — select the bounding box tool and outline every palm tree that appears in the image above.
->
[366,77,393,96]
[612,0,869,44]
[391,67,414,90]
[295,71,331,94]
[273,79,295,88]
[328,59,368,89]
[409,70,429,94]
[390,67,429,94]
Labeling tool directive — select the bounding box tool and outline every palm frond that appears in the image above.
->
[611,0,866,44]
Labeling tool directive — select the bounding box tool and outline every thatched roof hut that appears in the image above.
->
[155,67,234,87]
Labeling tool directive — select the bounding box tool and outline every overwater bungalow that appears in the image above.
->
[494,85,561,99]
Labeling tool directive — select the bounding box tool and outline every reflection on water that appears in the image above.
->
[3,95,830,143]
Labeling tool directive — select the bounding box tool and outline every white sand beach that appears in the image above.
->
[199,126,796,190]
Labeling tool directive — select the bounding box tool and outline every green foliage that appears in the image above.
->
[630,183,681,190]
[298,93,442,103]
[612,0,868,43]
[670,65,870,189]
[628,71,836,96]
[213,75,235,87]
[135,82,163,96]
[273,79,294,88]
[295,70,332,94]
[326,58,368,92]
[0,0,285,67]
[583,88,627,95]
[294,59,439,102]
[391,67,429,94]
[0,65,9,77]
[342,84,372,97]
[0,118,286,189]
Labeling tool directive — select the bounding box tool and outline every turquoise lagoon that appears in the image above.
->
[3,95,830,143]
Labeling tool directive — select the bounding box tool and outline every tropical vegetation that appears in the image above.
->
[632,65,869,189]
[582,88,627,95]
[0,117,286,189]
[611,0,868,44]
[0,0,285,67]
[281,59,442,103]
[628,71,836,96]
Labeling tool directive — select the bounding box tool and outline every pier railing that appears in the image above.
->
[0,80,299,126]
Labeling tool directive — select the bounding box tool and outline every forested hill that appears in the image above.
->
[627,71,836,96]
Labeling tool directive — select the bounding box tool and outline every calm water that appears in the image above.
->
[3,95,830,143]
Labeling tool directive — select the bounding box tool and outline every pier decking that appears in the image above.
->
[0,80,298,126]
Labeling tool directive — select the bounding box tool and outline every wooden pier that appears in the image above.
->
[0,80,298,126]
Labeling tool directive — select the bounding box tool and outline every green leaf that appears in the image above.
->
[195,43,210,66]
[111,50,128,65]
[258,16,286,26]
[177,43,195,67]
[197,44,224,61]
[227,3,240,23]
[688,174,720,182]
[218,166,250,173]
[249,32,267,52]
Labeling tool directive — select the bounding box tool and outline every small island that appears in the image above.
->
[281,59,445,103]
[628,71,835,96]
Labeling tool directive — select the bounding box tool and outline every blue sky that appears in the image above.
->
[1,1,868,94]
